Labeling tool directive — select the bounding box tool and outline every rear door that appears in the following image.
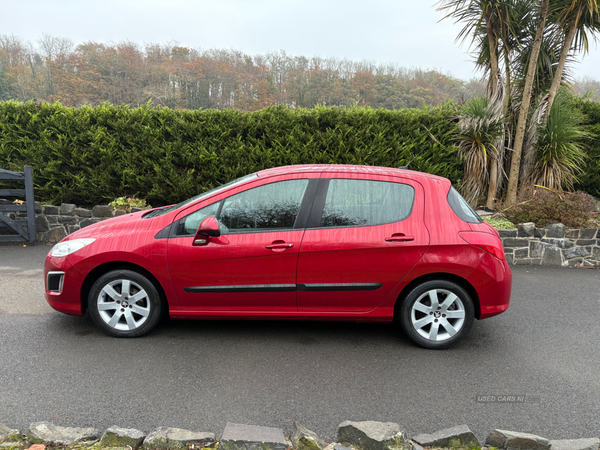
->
[296,173,429,313]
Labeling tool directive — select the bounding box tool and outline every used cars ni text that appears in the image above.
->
[44,164,512,349]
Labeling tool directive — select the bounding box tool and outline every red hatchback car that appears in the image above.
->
[44,165,511,349]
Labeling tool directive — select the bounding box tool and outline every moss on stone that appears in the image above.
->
[297,437,321,450]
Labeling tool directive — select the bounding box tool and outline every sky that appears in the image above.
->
[1,0,599,81]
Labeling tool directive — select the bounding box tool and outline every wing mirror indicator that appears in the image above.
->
[193,216,220,246]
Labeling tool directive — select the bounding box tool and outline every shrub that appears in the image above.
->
[502,187,595,228]
[109,196,151,210]
[483,217,516,229]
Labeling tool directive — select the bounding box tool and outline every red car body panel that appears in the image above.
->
[44,164,511,328]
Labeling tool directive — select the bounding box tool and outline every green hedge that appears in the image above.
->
[0,101,462,206]
[573,97,600,197]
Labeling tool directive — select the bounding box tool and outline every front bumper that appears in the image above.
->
[44,253,85,316]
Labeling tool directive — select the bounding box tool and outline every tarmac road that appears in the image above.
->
[1,242,600,443]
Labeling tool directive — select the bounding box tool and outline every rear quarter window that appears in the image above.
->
[447,187,483,223]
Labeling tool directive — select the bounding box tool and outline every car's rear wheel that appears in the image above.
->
[400,280,474,349]
[88,269,163,337]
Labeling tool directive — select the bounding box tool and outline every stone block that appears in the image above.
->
[564,246,590,259]
[80,218,99,228]
[100,427,145,448]
[485,429,550,449]
[35,215,49,233]
[548,438,599,450]
[115,209,128,216]
[47,216,58,224]
[580,228,598,239]
[59,203,76,216]
[498,229,517,238]
[412,425,479,449]
[576,239,596,246]
[67,225,81,234]
[58,216,78,225]
[505,253,514,265]
[515,258,533,265]
[594,247,600,260]
[530,258,541,265]
[27,422,99,445]
[534,228,547,238]
[131,207,143,212]
[544,223,565,238]
[33,201,42,214]
[337,421,407,450]
[221,423,288,450]
[92,205,114,218]
[503,238,530,248]
[530,241,546,258]
[565,229,580,239]
[74,208,92,218]
[515,248,529,258]
[40,227,67,245]
[541,238,574,249]
[291,423,325,450]
[518,222,535,237]
[143,427,214,449]
[541,247,563,266]
[564,258,584,267]
[43,205,58,215]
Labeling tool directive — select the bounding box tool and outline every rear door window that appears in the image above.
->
[320,179,415,227]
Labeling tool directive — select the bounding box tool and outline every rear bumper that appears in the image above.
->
[468,253,512,319]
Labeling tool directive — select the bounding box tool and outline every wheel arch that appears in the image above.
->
[80,261,169,316]
[394,272,481,319]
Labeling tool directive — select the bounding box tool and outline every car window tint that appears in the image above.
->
[320,179,415,227]
[177,202,221,236]
[219,179,309,233]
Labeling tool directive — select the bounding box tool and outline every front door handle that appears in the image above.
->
[385,233,414,242]
[266,240,294,250]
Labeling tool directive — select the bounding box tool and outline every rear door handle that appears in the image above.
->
[266,241,294,250]
[385,233,414,242]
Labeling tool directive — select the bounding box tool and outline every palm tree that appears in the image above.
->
[456,85,506,207]
[505,0,550,206]
[546,0,600,114]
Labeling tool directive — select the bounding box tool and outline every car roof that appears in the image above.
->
[256,164,448,183]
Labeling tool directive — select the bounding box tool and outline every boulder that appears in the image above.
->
[43,205,58,215]
[544,223,566,239]
[411,425,479,449]
[143,427,214,449]
[100,426,146,448]
[27,422,99,445]
[337,421,407,450]
[485,429,550,449]
[220,423,288,450]
[40,226,67,244]
[74,208,92,218]
[291,423,326,450]
[518,222,535,237]
[0,424,20,443]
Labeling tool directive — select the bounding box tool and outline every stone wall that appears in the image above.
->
[2,200,600,268]
[499,222,600,267]
[0,201,141,244]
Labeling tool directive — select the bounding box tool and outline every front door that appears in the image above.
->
[168,177,314,312]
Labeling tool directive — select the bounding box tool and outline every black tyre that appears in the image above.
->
[399,280,474,349]
[88,269,163,337]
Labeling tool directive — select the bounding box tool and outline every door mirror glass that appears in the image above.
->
[193,216,220,245]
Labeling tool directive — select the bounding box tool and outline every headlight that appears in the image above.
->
[50,238,96,257]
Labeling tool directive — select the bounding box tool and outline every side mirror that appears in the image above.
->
[193,216,220,246]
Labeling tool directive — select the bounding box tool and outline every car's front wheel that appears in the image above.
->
[399,280,474,349]
[88,269,163,337]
